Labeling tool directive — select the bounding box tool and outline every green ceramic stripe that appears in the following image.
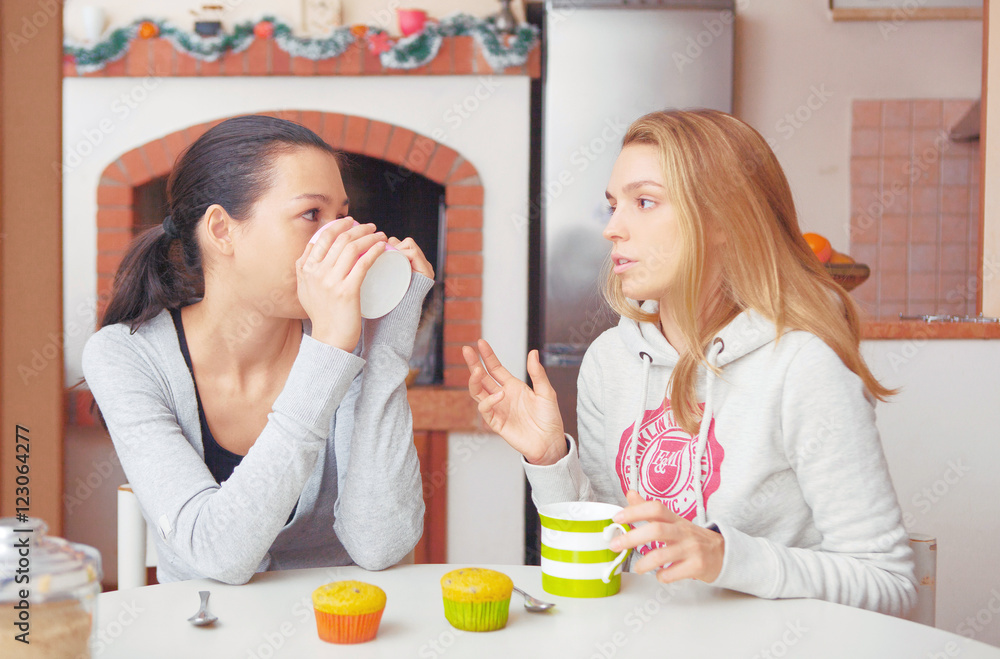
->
[538,514,611,533]
[540,545,616,564]
[542,573,621,598]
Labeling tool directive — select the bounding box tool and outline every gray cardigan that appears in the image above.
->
[82,274,434,584]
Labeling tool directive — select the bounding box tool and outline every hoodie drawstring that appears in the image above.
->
[692,337,725,525]
[628,352,654,500]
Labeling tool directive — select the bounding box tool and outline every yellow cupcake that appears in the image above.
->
[440,568,513,631]
[312,581,386,644]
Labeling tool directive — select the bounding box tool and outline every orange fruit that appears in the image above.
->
[803,233,832,263]
[829,250,855,264]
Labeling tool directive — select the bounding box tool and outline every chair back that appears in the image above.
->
[117,484,158,589]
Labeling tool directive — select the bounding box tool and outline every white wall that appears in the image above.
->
[63,75,530,565]
[864,340,1000,645]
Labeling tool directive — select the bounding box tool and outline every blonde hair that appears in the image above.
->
[604,109,893,435]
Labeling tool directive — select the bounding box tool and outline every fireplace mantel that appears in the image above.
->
[64,35,540,78]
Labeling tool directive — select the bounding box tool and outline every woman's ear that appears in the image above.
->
[203,204,234,256]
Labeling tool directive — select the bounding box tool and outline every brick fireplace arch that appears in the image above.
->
[95,110,483,388]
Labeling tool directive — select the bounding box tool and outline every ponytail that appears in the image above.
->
[100,222,199,332]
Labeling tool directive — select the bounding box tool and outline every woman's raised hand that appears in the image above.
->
[387,236,434,280]
[296,218,385,352]
[463,339,568,465]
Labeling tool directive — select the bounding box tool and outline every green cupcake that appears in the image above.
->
[440,567,513,632]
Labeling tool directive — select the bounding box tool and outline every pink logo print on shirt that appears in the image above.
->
[615,400,724,525]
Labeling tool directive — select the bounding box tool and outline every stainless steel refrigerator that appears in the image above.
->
[526,0,734,561]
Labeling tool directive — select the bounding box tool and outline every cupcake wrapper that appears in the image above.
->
[314,608,384,644]
[442,597,510,632]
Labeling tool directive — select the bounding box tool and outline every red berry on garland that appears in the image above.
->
[350,24,369,39]
[138,21,159,39]
[368,32,392,55]
[254,20,274,39]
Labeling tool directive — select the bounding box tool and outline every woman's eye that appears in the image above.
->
[302,208,320,222]
[638,198,655,210]
[604,204,615,216]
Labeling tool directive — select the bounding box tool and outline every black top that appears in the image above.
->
[170,308,297,525]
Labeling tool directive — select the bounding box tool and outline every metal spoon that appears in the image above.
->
[187,590,218,626]
[512,586,555,612]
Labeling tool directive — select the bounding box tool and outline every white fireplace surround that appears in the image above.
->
[63,75,530,564]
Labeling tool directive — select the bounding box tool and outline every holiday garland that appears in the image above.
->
[63,13,539,75]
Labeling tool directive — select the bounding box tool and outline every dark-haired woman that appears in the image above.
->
[82,115,434,584]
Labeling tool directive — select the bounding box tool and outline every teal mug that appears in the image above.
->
[538,502,631,598]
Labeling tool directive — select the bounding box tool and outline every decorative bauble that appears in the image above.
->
[368,32,392,55]
[350,24,368,39]
[138,21,159,39]
[254,20,274,39]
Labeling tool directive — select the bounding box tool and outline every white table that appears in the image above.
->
[92,564,1000,658]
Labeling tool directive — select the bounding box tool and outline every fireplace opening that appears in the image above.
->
[130,153,446,385]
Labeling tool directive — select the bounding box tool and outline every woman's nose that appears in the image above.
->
[602,210,625,242]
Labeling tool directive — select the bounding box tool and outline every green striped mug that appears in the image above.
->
[538,501,631,598]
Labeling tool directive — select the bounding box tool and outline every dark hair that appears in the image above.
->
[100,115,339,332]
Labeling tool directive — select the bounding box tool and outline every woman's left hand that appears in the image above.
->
[610,490,725,584]
[388,237,434,280]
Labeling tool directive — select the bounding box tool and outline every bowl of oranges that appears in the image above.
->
[803,233,870,291]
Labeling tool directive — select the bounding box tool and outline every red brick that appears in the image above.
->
[97,208,133,229]
[291,57,315,76]
[445,276,483,299]
[503,65,525,75]
[151,38,174,76]
[222,49,246,75]
[425,146,459,183]
[97,252,124,276]
[97,274,115,297]
[271,44,291,74]
[444,345,469,370]
[362,121,392,158]
[405,137,436,174]
[82,67,105,78]
[97,230,134,252]
[444,322,482,344]
[385,128,416,165]
[185,123,211,144]
[175,51,200,76]
[445,253,482,275]
[126,39,152,76]
[144,141,172,177]
[104,57,127,77]
[322,114,346,148]
[300,111,323,135]
[473,45,494,74]
[200,59,222,76]
[444,367,470,388]
[446,208,483,229]
[164,130,191,162]
[339,44,363,75]
[446,160,479,184]
[446,230,482,253]
[63,58,78,77]
[429,39,452,75]
[453,36,474,75]
[100,163,129,185]
[315,56,336,75]
[276,110,301,123]
[118,150,150,184]
[446,185,484,206]
[362,46,383,74]
[526,45,541,78]
[445,300,482,321]
[97,185,133,207]
[245,39,269,75]
[344,116,369,152]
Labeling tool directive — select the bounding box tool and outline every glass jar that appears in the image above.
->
[0,517,102,659]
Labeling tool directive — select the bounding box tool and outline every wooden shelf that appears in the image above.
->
[862,321,1000,339]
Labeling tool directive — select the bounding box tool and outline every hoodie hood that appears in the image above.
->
[616,300,781,525]
[616,300,780,368]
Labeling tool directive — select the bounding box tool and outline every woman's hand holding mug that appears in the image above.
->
[463,339,568,466]
[296,217,385,351]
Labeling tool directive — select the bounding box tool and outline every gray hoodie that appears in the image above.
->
[82,274,433,584]
[524,301,917,616]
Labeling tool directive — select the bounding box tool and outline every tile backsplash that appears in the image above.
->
[849,99,980,320]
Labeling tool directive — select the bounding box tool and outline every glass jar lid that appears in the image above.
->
[0,517,101,603]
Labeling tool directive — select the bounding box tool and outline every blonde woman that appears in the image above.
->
[465,109,916,616]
